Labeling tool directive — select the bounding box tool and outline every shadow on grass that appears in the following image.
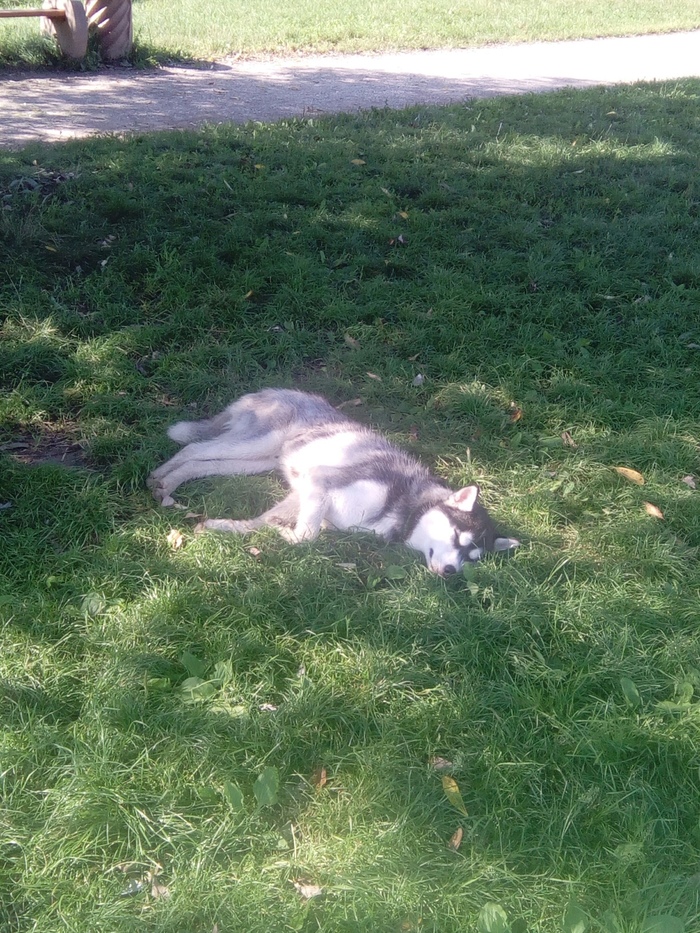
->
[1,80,700,929]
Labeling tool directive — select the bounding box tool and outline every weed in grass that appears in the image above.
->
[1,82,700,931]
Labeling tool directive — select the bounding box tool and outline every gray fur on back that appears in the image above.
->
[168,389,346,445]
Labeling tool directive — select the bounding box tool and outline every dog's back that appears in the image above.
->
[168,388,346,445]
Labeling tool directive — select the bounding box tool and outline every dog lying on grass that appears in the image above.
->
[148,388,519,575]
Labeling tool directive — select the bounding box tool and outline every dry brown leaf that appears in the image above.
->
[681,475,697,489]
[643,502,664,520]
[248,546,262,559]
[166,529,184,549]
[350,158,366,165]
[312,767,328,789]
[343,333,360,350]
[442,775,468,816]
[336,398,363,410]
[430,756,454,771]
[366,372,382,381]
[150,880,171,900]
[398,210,409,219]
[409,425,419,442]
[509,405,523,423]
[613,466,645,485]
[447,827,464,851]
[292,879,323,899]
[561,431,578,449]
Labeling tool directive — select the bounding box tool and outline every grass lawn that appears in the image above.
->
[0,0,699,66]
[1,79,700,931]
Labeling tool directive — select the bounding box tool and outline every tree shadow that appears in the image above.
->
[2,79,700,929]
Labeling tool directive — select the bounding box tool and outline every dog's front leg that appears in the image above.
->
[280,491,328,543]
[197,492,300,536]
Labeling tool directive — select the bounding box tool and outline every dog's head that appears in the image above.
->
[406,484,519,576]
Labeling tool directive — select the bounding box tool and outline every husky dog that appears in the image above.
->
[148,388,519,575]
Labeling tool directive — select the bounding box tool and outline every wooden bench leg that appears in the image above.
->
[41,0,88,59]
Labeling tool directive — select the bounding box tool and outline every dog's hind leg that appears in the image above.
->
[197,492,300,536]
[148,433,286,505]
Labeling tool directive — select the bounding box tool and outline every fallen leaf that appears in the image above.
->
[643,501,664,519]
[312,767,328,789]
[613,466,645,485]
[398,210,409,219]
[243,289,254,299]
[447,827,464,851]
[292,879,323,899]
[366,372,382,381]
[681,475,697,489]
[259,703,278,712]
[350,158,366,165]
[184,511,203,519]
[336,398,363,409]
[430,756,454,771]
[248,546,262,559]
[344,333,360,350]
[561,431,578,448]
[409,425,419,441]
[150,880,171,900]
[509,405,523,423]
[442,775,468,816]
[167,529,184,549]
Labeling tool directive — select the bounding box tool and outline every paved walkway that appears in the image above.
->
[1,30,699,149]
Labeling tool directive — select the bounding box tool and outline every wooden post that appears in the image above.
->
[86,0,132,60]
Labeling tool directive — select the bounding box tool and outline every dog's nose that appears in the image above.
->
[443,564,457,576]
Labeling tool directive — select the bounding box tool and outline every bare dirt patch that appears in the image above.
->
[1,426,88,468]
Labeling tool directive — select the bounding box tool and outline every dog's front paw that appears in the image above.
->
[147,474,175,507]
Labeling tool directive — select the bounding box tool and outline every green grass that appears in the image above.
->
[1,0,699,67]
[2,80,700,931]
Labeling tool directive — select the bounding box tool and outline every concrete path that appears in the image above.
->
[1,30,699,149]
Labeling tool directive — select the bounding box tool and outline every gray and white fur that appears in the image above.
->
[148,388,519,575]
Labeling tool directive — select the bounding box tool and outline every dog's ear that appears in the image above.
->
[493,536,520,552]
[444,485,480,512]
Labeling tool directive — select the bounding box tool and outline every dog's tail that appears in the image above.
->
[167,410,231,445]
